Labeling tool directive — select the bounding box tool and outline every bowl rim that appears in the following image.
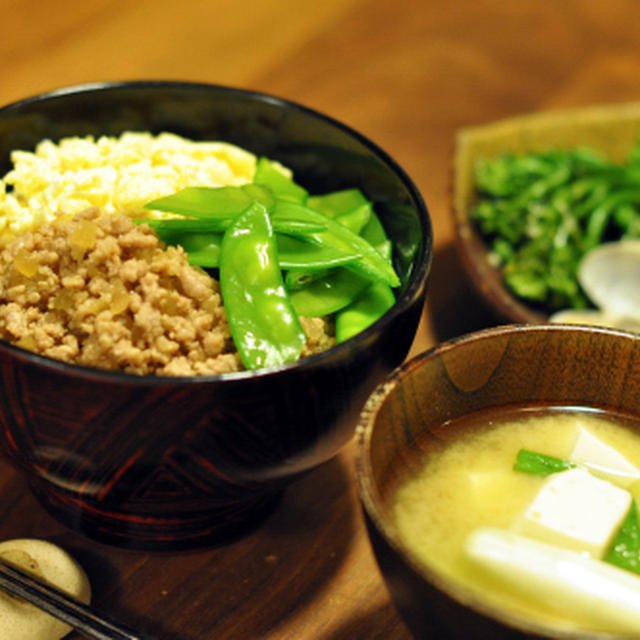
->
[0,79,433,384]
[355,322,640,640]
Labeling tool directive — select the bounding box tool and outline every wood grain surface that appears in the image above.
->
[1,1,640,638]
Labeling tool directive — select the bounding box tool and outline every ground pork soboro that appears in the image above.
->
[0,208,242,375]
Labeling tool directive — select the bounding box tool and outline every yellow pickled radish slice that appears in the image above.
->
[578,240,640,321]
[0,539,91,640]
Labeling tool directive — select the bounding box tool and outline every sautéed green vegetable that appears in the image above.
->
[472,141,640,312]
[141,158,399,369]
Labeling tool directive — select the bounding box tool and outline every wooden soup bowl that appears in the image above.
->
[357,324,640,639]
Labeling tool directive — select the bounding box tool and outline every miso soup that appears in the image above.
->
[392,407,640,634]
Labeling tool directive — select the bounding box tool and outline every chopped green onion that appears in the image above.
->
[605,500,640,575]
[513,449,576,476]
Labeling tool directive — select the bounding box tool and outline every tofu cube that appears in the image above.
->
[512,467,631,558]
[570,425,640,489]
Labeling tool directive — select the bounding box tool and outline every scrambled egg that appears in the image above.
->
[0,131,257,245]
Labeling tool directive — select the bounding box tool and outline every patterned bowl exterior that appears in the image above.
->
[0,81,432,550]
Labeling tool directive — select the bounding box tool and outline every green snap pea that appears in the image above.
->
[158,227,362,272]
[307,188,369,216]
[288,268,370,317]
[273,200,400,287]
[142,182,397,284]
[142,218,235,233]
[276,234,361,270]
[284,268,331,291]
[270,218,328,235]
[145,184,275,218]
[253,157,308,202]
[287,200,396,320]
[142,182,325,236]
[335,281,395,343]
[334,203,371,234]
[159,230,223,267]
[359,210,393,261]
[219,202,305,370]
[283,204,370,288]
[282,190,372,287]
[333,212,396,340]
[142,162,401,366]
[141,214,328,236]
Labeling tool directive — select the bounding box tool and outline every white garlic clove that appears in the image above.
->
[578,240,640,320]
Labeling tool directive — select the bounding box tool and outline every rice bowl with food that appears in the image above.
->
[0,81,432,549]
[0,131,398,376]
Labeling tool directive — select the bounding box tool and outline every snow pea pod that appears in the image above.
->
[145,184,275,218]
[288,268,370,317]
[254,157,307,202]
[273,200,400,287]
[159,230,223,267]
[285,268,331,291]
[333,215,395,341]
[220,202,306,370]
[287,197,397,317]
[283,188,372,288]
[277,235,361,270]
[143,183,332,235]
[335,281,395,343]
[307,188,369,217]
[334,204,371,234]
[156,225,361,270]
[284,205,370,287]
[360,210,392,261]
[143,215,328,236]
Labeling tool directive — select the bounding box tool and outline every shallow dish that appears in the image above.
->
[453,102,640,324]
[0,80,432,550]
[356,324,640,639]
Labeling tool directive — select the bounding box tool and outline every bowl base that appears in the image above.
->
[29,481,283,551]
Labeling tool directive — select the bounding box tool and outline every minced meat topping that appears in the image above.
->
[0,208,242,376]
[0,208,334,376]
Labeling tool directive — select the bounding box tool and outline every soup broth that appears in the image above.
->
[392,407,640,633]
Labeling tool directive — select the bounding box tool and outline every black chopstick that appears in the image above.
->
[0,558,153,640]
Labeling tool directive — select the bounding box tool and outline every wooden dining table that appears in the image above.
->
[2,1,640,638]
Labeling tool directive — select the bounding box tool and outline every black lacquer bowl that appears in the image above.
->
[0,81,432,550]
